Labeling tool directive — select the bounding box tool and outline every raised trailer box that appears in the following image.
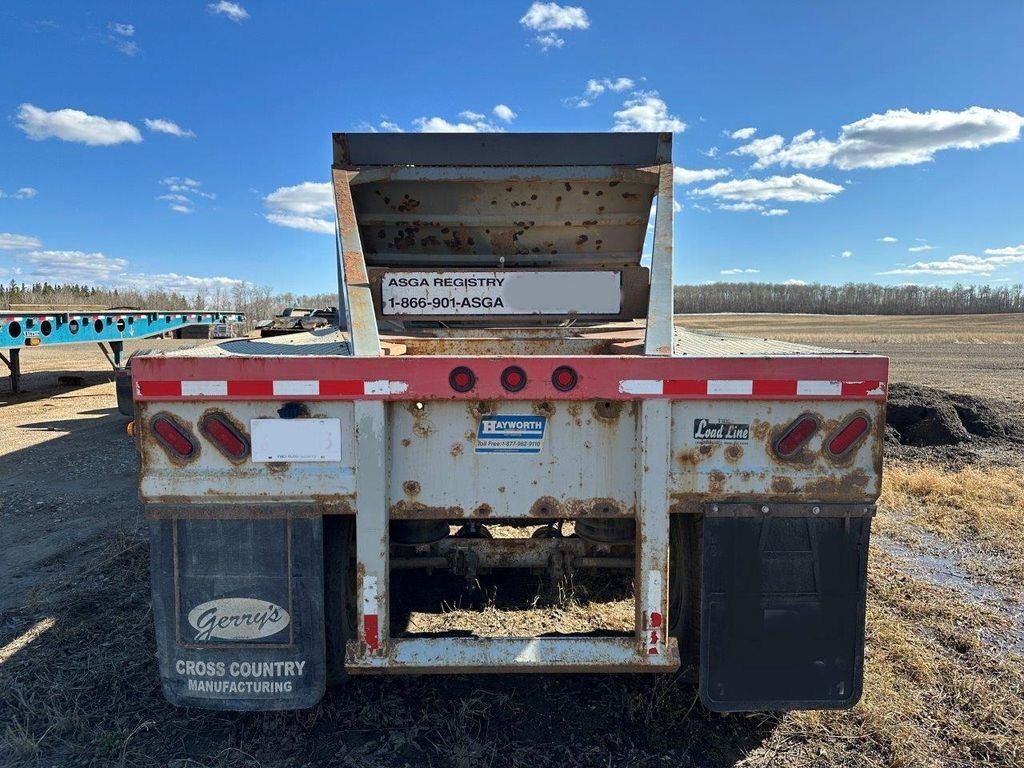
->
[133,133,886,711]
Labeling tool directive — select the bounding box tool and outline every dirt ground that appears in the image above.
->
[1,316,1023,767]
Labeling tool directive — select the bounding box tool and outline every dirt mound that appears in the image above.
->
[886,383,1024,447]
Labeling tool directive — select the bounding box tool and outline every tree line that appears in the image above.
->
[673,281,1024,315]
[4,279,1024,324]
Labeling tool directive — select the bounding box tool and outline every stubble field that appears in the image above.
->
[1,314,1022,767]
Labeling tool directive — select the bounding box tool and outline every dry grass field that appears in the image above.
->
[1,315,1023,767]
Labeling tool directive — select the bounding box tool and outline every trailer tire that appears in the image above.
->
[324,516,356,686]
[669,513,703,683]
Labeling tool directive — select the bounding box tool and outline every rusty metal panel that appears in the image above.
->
[668,400,885,504]
[387,400,639,519]
[345,637,680,674]
[136,401,356,504]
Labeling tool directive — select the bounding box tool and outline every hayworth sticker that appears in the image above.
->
[381,270,621,316]
[693,419,750,441]
[187,598,290,642]
[475,414,547,454]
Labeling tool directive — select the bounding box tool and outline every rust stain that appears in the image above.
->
[566,402,583,427]
[752,420,771,441]
[771,476,795,494]
[497,486,506,493]
[266,461,289,474]
[465,429,477,443]
[528,495,633,518]
[533,401,555,418]
[474,503,493,517]
[450,442,464,457]
[389,500,465,519]
[400,438,411,448]
[402,480,421,497]
[801,469,871,497]
[593,400,623,421]
[725,445,743,463]
[469,401,493,419]
[707,470,727,494]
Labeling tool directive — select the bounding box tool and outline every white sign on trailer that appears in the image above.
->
[380,270,621,315]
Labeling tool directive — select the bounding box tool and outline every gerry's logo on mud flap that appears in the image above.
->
[693,419,750,441]
[187,598,290,642]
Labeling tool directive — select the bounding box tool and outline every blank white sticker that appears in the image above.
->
[251,418,343,463]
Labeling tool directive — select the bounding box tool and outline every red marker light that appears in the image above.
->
[827,415,870,456]
[551,365,578,392]
[501,366,527,392]
[151,415,196,459]
[449,366,476,393]
[202,413,249,459]
[775,414,819,458]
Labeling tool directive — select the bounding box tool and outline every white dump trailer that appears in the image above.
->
[133,133,887,712]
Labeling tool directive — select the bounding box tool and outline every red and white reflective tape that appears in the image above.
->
[646,570,663,656]
[362,575,380,653]
[136,379,409,398]
[619,379,886,398]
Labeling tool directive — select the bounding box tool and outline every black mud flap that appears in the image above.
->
[700,504,871,712]
[150,515,326,710]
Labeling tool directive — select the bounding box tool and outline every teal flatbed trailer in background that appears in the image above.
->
[0,308,244,393]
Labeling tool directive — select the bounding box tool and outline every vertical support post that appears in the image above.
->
[353,400,389,660]
[110,340,123,368]
[644,134,675,357]
[3,349,22,394]
[635,399,672,658]
[332,168,382,357]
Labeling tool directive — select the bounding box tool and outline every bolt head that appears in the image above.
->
[760,505,770,514]
[812,506,821,515]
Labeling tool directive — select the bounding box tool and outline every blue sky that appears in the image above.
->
[1,1,1023,296]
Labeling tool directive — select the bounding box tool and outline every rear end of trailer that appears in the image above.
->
[132,132,887,712]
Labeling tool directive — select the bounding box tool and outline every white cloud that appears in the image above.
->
[108,22,138,55]
[673,166,730,184]
[693,174,843,204]
[14,249,242,291]
[209,1,249,22]
[565,77,633,108]
[15,103,142,146]
[144,118,195,138]
[762,208,789,217]
[263,181,334,234]
[878,236,898,243]
[0,233,42,250]
[720,268,760,275]
[841,250,853,257]
[701,146,720,158]
[984,244,1024,257]
[159,177,213,214]
[784,279,809,286]
[413,114,501,132]
[878,253,1024,276]
[492,104,517,122]
[0,187,37,200]
[717,202,762,212]
[520,1,589,47]
[612,92,686,133]
[535,32,564,49]
[586,77,633,96]
[729,127,757,140]
[907,244,935,252]
[732,107,1024,171]
[18,250,129,281]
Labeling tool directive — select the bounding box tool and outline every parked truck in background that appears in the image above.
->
[131,133,887,712]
